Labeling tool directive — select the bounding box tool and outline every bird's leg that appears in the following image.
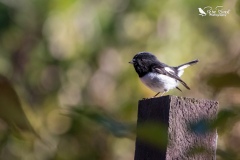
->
[160,89,167,97]
[160,92,166,96]
[154,90,167,97]
[154,92,160,97]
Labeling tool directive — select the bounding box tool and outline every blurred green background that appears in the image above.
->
[0,0,240,159]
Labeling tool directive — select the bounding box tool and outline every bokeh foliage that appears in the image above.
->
[0,0,240,159]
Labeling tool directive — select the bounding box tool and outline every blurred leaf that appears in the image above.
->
[214,109,237,125]
[0,74,40,139]
[205,72,240,93]
[71,108,135,138]
[188,119,213,135]
[213,107,240,134]
[189,107,240,135]
[137,122,168,149]
[217,148,238,160]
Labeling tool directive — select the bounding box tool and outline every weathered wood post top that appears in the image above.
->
[135,95,218,160]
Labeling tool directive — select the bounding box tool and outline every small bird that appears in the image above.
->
[129,52,199,97]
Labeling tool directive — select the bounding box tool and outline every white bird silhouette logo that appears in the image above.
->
[198,8,207,16]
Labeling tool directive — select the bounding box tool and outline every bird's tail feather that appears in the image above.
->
[176,59,199,71]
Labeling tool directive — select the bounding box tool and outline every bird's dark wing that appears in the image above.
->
[153,65,190,90]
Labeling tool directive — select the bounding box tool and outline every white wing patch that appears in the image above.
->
[177,64,190,77]
[164,67,174,73]
[178,64,190,71]
[178,70,184,77]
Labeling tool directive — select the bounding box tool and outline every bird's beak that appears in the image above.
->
[129,60,134,64]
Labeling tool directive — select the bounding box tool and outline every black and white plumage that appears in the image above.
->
[129,52,199,97]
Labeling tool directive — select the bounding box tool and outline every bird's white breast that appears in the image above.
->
[140,72,178,92]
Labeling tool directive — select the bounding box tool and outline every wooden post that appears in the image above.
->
[134,95,218,160]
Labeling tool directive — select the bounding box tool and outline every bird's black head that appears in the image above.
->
[129,52,158,77]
